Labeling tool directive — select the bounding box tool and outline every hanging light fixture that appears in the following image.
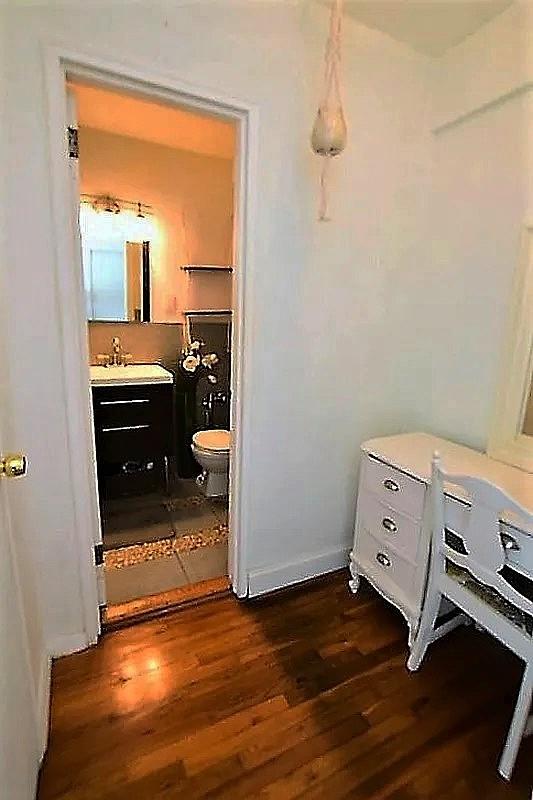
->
[311,0,347,221]
[80,195,155,242]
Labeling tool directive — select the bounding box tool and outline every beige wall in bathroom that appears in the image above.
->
[87,321,183,367]
[79,126,234,322]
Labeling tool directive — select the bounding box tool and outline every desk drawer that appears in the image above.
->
[358,491,420,564]
[357,528,416,597]
[444,496,533,577]
[501,523,533,576]
[362,454,425,520]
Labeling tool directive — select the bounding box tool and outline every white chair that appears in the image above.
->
[407,452,533,780]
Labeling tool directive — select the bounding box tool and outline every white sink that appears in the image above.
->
[89,364,174,387]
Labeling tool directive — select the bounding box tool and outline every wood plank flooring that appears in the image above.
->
[38,572,533,799]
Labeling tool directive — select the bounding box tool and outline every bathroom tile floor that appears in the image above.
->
[104,544,228,606]
[102,480,227,550]
[103,480,229,607]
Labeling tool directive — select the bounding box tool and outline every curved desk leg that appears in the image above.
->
[348,552,360,594]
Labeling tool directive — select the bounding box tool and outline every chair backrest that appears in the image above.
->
[431,452,533,619]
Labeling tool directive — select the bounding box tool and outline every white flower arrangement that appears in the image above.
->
[179,340,220,381]
[182,354,200,373]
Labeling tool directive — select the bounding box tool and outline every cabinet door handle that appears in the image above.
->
[101,424,150,433]
[383,478,399,492]
[501,533,520,552]
[99,399,150,406]
[382,517,398,534]
[376,552,392,568]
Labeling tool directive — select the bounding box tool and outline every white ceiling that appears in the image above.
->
[69,82,236,160]
[329,0,513,56]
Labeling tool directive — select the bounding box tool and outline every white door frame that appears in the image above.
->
[42,44,257,645]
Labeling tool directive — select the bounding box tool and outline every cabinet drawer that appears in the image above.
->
[92,384,172,428]
[92,383,173,462]
[357,528,416,597]
[96,424,170,461]
[362,454,425,520]
[95,397,154,428]
[358,491,420,564]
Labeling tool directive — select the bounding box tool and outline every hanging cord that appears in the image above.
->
[322,0,343,113]
[318,156,332,222]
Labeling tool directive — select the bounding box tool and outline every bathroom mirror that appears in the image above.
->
[488,224,533,472]
[80,204,151,323]
[83,240,151,323]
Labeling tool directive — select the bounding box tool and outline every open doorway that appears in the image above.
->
[56,64,249,629]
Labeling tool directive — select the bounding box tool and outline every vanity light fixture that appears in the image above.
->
[80,195,155,242]
[81,194,152,219]
[103,195,120,214]
[311,0,347,221]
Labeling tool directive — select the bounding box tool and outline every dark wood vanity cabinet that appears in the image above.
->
[91,382,173,497]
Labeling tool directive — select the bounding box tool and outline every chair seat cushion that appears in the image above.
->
[446,561,533,636]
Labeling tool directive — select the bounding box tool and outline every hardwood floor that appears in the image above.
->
[38,572,532,799]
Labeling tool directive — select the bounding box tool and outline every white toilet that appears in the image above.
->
[191,429,231,497]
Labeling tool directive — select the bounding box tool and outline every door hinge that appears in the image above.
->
[98,604,107,630]
[94,542,104,566]
[67,126,79,159]
[94,543,107,614]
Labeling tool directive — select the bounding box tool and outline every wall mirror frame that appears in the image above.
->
[488,223,533,473]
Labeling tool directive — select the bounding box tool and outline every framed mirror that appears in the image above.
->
[80,201,152,322]
[488,224,533,473]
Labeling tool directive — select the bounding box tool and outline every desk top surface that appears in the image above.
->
[363,433,533,515]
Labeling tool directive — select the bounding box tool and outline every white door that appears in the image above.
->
[0,447,42,798]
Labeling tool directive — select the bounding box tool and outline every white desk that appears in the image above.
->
[350,433,533,642]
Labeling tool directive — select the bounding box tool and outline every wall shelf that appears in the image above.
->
[183,309,232,316]
[181,264,234,273]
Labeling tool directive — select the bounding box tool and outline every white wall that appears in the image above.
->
[2,0,434,642]
[421,3,533,449]
[249,4,433,577]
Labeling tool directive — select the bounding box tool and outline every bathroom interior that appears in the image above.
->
[73,81,236,621]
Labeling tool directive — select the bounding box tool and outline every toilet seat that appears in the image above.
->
[192,429,230,453]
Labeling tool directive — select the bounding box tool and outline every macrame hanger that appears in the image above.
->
[311,0,347,221]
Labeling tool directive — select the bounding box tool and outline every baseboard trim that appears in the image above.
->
[248,546,350,597]
[37,653,52,761]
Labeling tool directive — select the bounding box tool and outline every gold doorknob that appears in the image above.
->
[0,453,27,478]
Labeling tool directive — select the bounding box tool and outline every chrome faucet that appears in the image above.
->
[95,337,131,367]
[111,336,123,366]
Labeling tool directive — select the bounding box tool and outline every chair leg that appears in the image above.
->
[407,587,442,672]
[498,662,533,781]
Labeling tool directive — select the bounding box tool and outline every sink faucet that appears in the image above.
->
[111,336,131,367]
[111,336,124,366]
[95,337,131,367]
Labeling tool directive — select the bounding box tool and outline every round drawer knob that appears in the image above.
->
[383,478,399,492]
[376,551,392,568]
[382,517,398,534]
